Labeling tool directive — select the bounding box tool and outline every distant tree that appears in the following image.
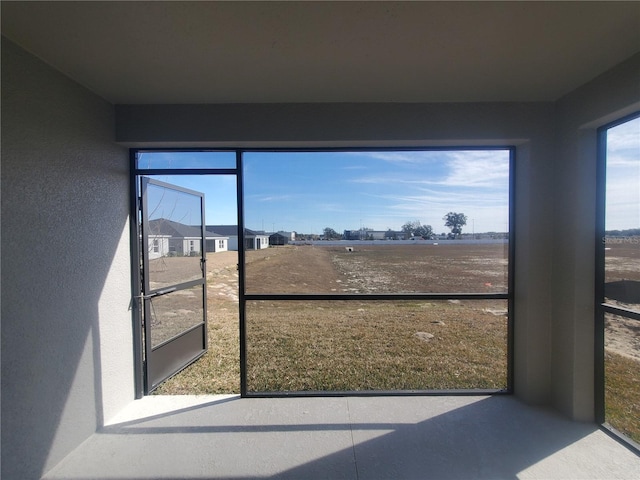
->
[606,228,640,237]
[401,220,421,238]
[323,227,340,240]
[402,220,433,239]
[443,212,467,239]
[414,224,434,239]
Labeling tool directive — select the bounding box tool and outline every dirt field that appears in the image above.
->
[605,239,640,282]
[245,243,508,294]
[604,239,640,361]
[148,255,203,289]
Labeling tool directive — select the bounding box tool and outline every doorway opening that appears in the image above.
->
[131,151,240,395]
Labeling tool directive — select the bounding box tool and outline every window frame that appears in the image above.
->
[239,146,515,396]
[594,112,640,451]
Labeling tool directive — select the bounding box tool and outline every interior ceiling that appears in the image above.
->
[2,1,639,105]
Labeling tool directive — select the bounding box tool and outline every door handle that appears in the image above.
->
[142,287,177,300]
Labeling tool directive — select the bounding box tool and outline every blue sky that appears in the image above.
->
[139,121,639,234]
[605,116,640,231]
[243,150,510,234]
[142,149,510,234]
[144,173,239,226]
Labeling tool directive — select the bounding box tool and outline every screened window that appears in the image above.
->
[131,148,513,397]
[597,114,640,446]
[242,149,513,395]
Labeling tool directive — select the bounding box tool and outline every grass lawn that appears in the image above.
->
[155,245,509,394]
[245,299,507,393]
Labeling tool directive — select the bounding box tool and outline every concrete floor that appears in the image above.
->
[44,395,639,480]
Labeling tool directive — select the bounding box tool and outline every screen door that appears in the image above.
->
[140,177,208,392]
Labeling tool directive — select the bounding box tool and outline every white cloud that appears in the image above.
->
[435,151,510,188]
[346,151,441,164]
[607,117,640,152]
[256,194,293,202]
[362,189,509,232]
[349,150,510,189]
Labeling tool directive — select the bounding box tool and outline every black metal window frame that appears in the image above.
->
[594,112,640,452]
[130,146,516,399]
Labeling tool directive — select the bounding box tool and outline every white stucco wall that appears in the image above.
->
[1,38,132,479]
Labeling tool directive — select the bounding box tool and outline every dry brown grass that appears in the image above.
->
[242,244,508,392]
[246,300,507,393]
[156,245,509,394]
[154,306,240,394]
[154,252,240,394]
[605,351,640,444]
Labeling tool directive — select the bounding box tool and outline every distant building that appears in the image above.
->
[206,225,269,250]
[384,230,406,240]
[344,229,406,240]
[148,218,228,258]
[343,229,369,240]
[269,231,296,246]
